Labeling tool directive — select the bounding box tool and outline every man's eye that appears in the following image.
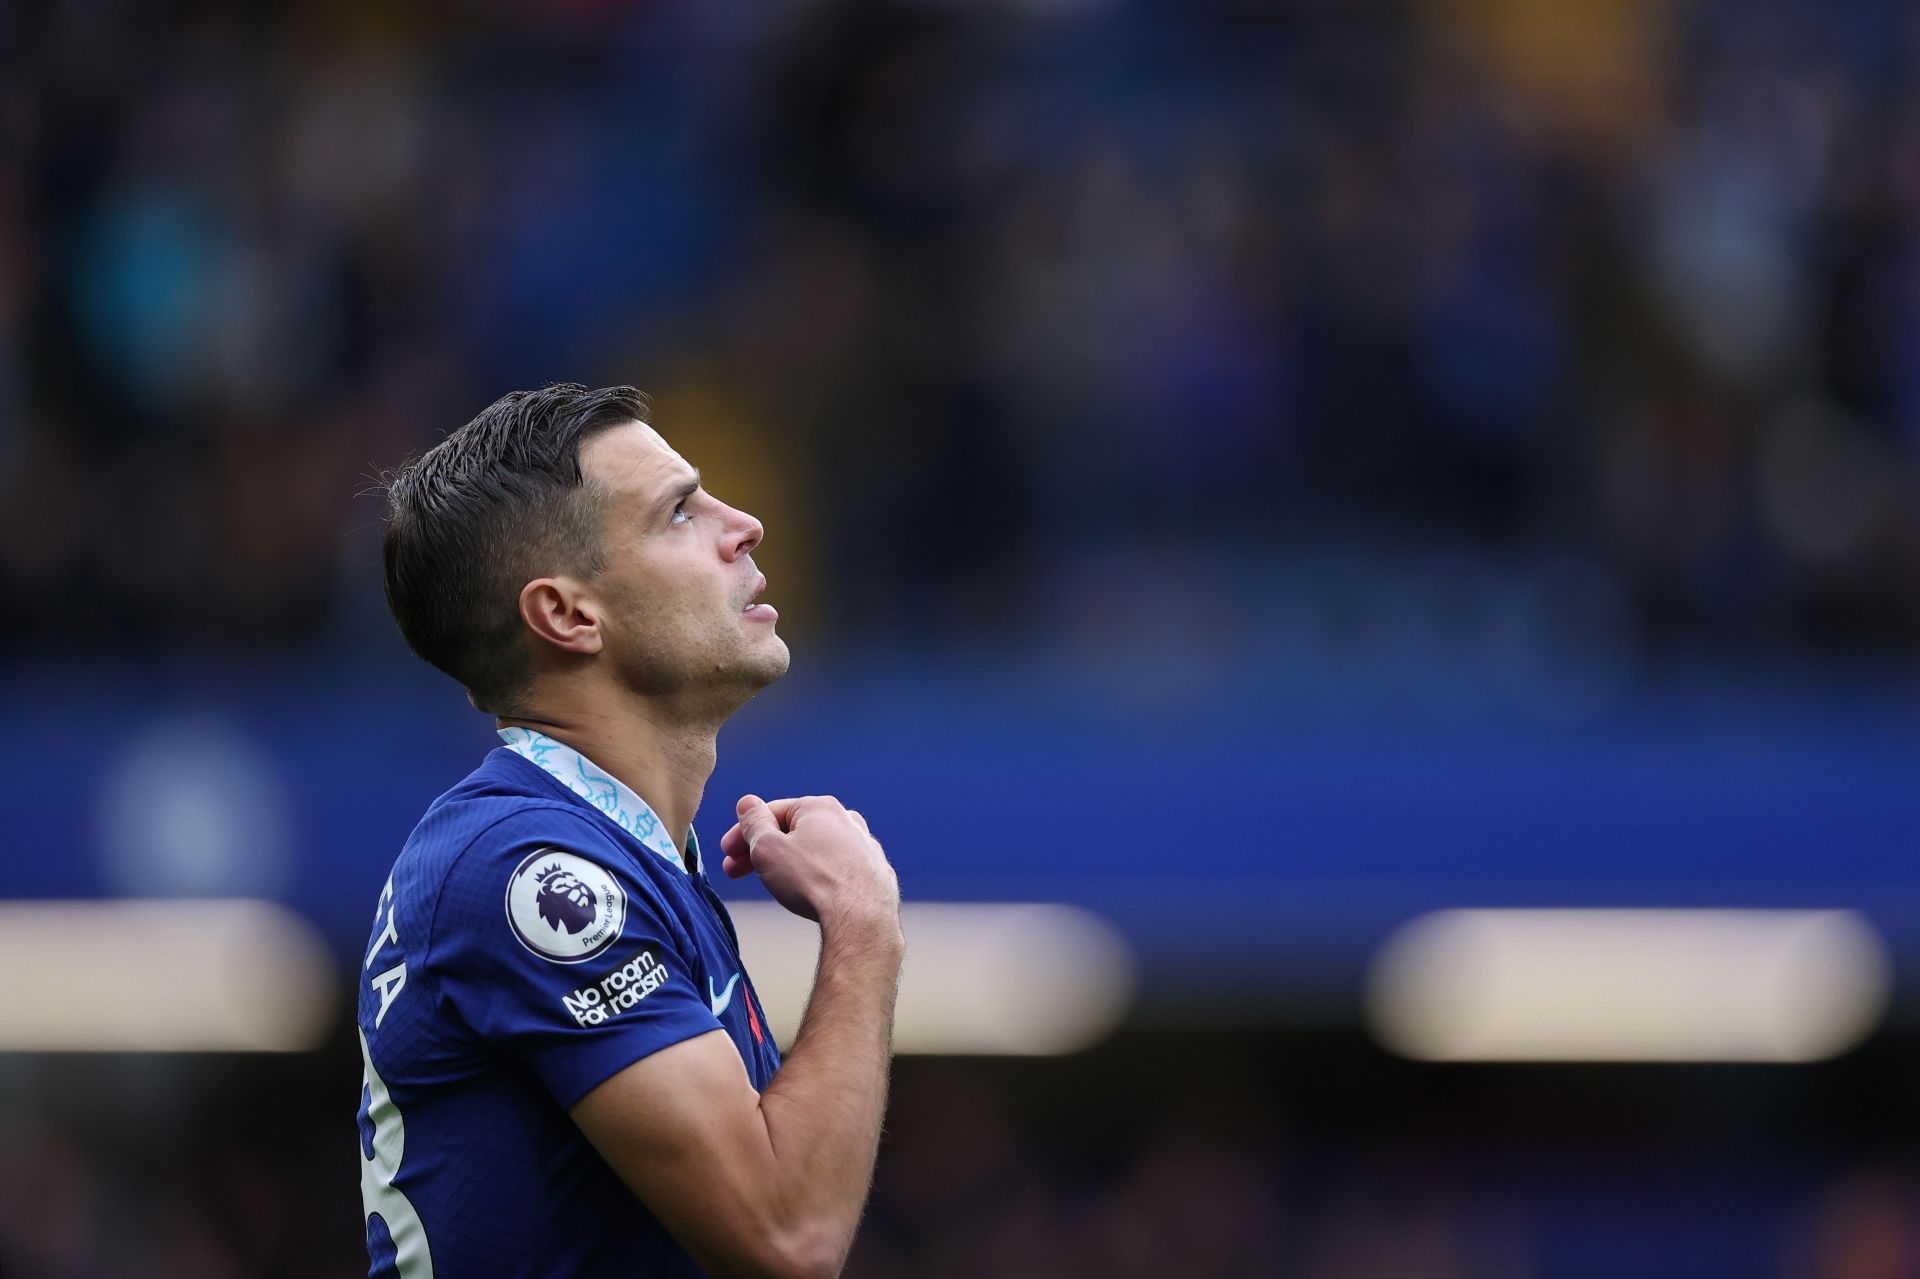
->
[669,501,691,525]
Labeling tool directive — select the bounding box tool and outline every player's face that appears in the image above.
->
[577,421,789,704]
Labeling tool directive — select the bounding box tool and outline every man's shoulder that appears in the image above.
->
[413,746,584,838]
[388,749,682,943]
[379,753,588,919]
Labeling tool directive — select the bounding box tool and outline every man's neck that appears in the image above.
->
[498,697,720,859]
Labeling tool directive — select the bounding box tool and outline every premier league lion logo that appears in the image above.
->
[534,862,598,936]
[507,848,626,963]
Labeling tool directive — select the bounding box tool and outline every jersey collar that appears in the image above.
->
[497,727,694,874]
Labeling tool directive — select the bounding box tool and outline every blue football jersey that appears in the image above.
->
[356,727,783,1278]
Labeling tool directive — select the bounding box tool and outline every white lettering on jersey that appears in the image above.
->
[365,875,410,1030]
[560,947,669,1027]
[370,962,408,1031]
[366,875,400,969]
[359,1027,434,1275]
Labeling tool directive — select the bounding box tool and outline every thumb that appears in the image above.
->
[734,794,784,853]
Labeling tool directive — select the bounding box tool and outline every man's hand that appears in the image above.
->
[578,792,904,1279]
[719,795,899,929]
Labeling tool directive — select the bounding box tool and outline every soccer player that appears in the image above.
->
[358,384,904,1278]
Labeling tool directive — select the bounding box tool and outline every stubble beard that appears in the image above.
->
[618,611,791,728]
[727,624,791,697]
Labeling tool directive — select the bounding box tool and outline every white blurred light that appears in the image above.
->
[1367,909,1889,1063]
[730,901,1133,1055]
[98,719,295,897]
[0,900,335,1051]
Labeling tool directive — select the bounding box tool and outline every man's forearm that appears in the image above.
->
[756,911,904,1271]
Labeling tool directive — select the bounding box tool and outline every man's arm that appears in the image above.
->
[571,794,902,1279]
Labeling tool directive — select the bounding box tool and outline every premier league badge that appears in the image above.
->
[505,849,627,963]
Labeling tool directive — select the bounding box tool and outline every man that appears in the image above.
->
[358,383,904,1279]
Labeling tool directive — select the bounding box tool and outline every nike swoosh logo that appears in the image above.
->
[708,973,741,1017]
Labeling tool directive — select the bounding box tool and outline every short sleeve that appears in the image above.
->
[427,809,723,1109]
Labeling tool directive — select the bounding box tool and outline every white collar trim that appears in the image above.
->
[498,727,692,874]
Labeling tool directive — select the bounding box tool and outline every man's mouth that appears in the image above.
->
[741,573,775,621]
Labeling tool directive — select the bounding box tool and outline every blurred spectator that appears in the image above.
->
[6,0,1920,665]
[6,1034,1917,1279]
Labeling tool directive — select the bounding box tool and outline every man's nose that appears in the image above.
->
[721,502,764,560]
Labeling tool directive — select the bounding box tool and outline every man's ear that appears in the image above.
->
[519,577,605,656]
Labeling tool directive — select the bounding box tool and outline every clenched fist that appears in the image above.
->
[718,794,899,931]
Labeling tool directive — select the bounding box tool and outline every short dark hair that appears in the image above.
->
[382,383,649,714]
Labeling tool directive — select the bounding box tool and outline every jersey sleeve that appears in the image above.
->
[426,808,724,1109]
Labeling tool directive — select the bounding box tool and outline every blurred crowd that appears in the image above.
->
[3,1035,1919,1279]
[6,0,1920,664]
